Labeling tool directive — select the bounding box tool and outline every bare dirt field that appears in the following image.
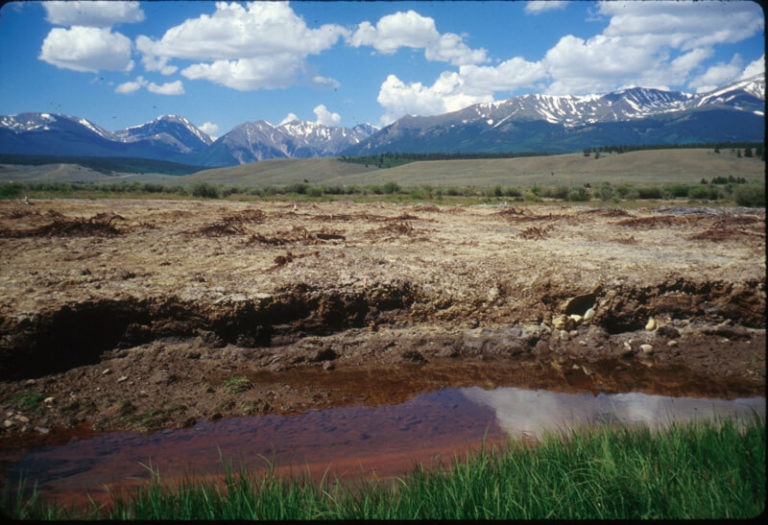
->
[0,197,764,450]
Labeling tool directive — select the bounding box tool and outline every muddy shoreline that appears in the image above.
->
[0,198,764,451]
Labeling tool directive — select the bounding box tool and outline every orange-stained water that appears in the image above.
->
[1,387,764,511]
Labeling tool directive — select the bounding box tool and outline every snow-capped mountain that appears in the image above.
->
[113,115,213,154]
[343,75,764,156]
[195,119,379,166]
[0,76,761,167]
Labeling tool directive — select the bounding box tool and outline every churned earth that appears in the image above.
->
[0,197,764,450]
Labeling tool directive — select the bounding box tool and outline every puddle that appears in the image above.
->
[1,387,763,509]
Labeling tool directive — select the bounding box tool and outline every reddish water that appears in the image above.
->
[1,387,764,510]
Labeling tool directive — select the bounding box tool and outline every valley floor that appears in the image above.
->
[0,198,764,447]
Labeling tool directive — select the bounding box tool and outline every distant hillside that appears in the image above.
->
[185,148,765,188]
[0,153,205,175]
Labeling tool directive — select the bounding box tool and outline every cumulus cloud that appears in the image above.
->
[347,10,487,66]
[313,104,341,126]
[374,0,763,123]
[137,2,347,90]
[740,54,765,79]
[39,26,134,73]
[279,113,301,125]
[44,1,145,27]
[198,122,219,138]
[141,54,178,76]
[147,80,185,95]
[688,54,744,93]
[524,1,568,15]
[115,76,147,94]
[312,75,341,89]
[377,73,493,125]
[114,76,184,96]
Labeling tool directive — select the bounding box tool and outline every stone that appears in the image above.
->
[102,368,111,375]
[552,314,568,330]
[569,330,579,337]
[640,344,653,354]
[117,376,128,383]
[583,307,596,321]
[3,420,13,428]
[43,396,55,404]
[568,314,583,323]
[667,340,678,347]
[645,318,656,331]
[658,325,680,339]
[15,415,29,423]
[323,361,335,371]
[35,426,50,434]
[25,379,36,385]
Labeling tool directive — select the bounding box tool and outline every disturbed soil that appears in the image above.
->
[0,198,764,450]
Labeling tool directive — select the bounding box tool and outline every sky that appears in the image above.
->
[0,0,764,138]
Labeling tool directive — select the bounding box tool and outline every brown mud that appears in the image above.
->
[0,198,764,451]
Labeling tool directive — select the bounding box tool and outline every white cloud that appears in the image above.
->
[181,55,301,91]
[141,54,178,76]
[740,54,765,79]
[44,1,145,27]
[313,104,341,126]
[347,10,487,66]
[374,0,764,123]
[147,80,185,96]
[376,73,493,125]
[540,0,764,95]
[279,113,300,125]
[198,122,219,138]
[524,1,568,15]
[39,26,134,73]
[115,76,147,94]
[312,75,341,89]
[688,54,744,93]
[136,2,347,90]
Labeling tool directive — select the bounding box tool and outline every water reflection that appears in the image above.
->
[1,387,764,507]
[461,387,765,438]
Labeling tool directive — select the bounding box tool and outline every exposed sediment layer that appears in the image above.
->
[0,198,764,444]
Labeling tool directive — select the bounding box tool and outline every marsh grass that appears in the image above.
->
[4,416,764,520]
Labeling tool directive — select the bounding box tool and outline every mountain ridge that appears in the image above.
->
[0,75,762,166]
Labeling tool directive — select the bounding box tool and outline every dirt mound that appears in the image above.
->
[613,215,685,228]
[577,208,634,218]
[367,220,414,237]
[410,204,440,213]
[0,214,124,238]
[519,225,553,240]
[245,226,345,246]
[195,210,264,236]
[689,228,766,242]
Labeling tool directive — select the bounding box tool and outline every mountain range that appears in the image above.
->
[0,75,763,168]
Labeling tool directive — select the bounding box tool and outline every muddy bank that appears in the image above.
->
[0,198,764,446]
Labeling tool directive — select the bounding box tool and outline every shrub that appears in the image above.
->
[665,184,690,198]
[306,186,323,197]
[191,182,220,199]
[598,183,614,201]
[503,186,522,198]
[636,186,663,199]
[141,183,166,194]
[689,185,718,200]
[615,184,633,198]
[523,192,542,202]
[0,182,24,199]
[568,187,590,202]
[734,182,766,207]
[382,181,401,194]
[284,182,308,195]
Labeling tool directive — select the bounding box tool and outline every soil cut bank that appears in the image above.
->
[0,198,764,450]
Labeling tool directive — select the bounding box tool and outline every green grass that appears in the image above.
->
[4,416,764,520]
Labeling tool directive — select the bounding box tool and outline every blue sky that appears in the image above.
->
[0,1,763,138]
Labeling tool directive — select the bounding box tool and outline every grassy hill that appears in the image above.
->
[0,148,763,189]
[186,148,764,188]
